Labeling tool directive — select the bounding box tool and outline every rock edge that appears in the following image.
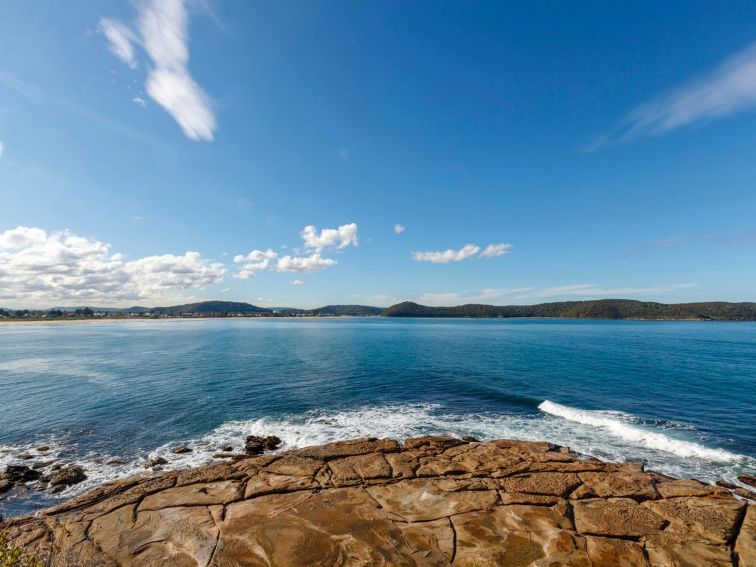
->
[2,436,754,566]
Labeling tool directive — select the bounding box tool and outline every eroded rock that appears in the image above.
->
[0,436,751,567]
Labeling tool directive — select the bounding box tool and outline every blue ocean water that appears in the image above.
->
[1,317,755,516]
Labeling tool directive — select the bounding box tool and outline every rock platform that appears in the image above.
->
[2,436,754,566]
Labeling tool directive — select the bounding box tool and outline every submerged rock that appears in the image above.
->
[1,437,752,567]
[171,446,192,454]
[739,474,756,489]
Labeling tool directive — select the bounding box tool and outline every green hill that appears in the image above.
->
[381,299,756,320]
[151,301,271,315]
[310,305,383,316]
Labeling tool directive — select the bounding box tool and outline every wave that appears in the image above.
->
[2,402,754,515]
[538,400,742,462]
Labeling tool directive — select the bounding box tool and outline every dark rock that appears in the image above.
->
[49,465,87,487]
[738,474,756,488]
[19,454,34,460]
[462,435,479,442]
[213,453,241,459]
[245,435,281,454]
[264,435,282,449]
[36,445,50,452]
[171,446,192,454]
[4,464,42,483]
[145,457,168,468]
[152,466,164,472]
[32,460,55,469]
[106,458,124,465]
[716,480,737,489]
[0,478,14,493]
[245,436,264,454]
[221,446,233,452]
[51,463,62,471]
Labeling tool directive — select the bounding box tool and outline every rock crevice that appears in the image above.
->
[2,436,754,566]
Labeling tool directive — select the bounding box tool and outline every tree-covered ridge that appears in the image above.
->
[380,300,756,320]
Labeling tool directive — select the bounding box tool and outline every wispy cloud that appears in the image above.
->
[480,243,512,258]
[132,96,147,107]
[290,279,304,285]
[625,231,756,257]
[393,224,406,234]
[100,0,216,141]
[412,242,512,264]
[0,140,4,159]
[591,42,756,149]
[510,283,697,302]
[0,71,163,147]
[99,18,138,69]
[416,283,697,305]
[419,288,531,306]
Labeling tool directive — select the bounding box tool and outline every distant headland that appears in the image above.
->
[2,298,756,321]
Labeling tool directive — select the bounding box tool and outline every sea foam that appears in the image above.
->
[538,400,742,462]
[2,402,753,515]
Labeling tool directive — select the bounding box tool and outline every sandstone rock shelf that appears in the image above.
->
[2,436,754,566]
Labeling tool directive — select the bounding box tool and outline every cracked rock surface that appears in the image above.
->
[1,436,753,566]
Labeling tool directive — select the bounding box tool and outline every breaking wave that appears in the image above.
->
[2,402,754,516]
[538,400,742,462]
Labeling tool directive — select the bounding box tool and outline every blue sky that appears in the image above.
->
[1,1,756,308]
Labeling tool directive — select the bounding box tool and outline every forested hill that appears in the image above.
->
[380,300,756,320]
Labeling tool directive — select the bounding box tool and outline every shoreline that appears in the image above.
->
[1,315,753,324]
[2,436,754,565]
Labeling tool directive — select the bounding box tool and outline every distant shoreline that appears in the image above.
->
[3,298,756,322]
[0,314,751,324]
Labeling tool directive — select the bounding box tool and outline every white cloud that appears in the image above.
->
[233,249,278,279]
[132,96,147,107]
[99,18,138,69]
[0,226,226,306]
[100,0,216,142]
[276,253,337,273]
[593,42,756,148]
[480,243,512,258]
[233,222,355,278]
[393,224,406,234]
[301,223,358,252]
[290,279,304,285]
[413,242,513,263]
[412,244,480,264]
[0,140,4,158]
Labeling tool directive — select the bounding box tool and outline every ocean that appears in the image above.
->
[1,317,754,517]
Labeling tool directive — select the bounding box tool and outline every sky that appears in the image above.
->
[1,1,756,308]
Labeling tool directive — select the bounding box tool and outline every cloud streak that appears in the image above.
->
[412,242,511,264]
[592,42,756,149]
[100,0,216,141]
[0,226,225,306]
[417,283,697,305]
[510,283,697,302]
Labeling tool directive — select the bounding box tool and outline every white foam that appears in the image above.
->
[538,400,742,462]
[3,402,754,510]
